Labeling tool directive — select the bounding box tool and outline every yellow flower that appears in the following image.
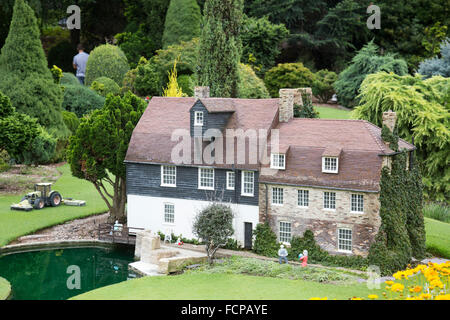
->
[351,297,363,300]
[413,286,422,293]
[435,294,450,300]
[309,297,327,300]
[368,294,378,300]
[391,283,404,292]
[419,293,432,300]
[385,280,394,286]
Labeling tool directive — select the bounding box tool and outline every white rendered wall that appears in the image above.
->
[127,195,259,246]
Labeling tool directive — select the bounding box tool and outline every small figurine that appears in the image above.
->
[278,244,288,264]
[176,236,184,246]
[299,249,308,267]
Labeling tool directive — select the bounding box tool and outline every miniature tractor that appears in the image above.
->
[12,183,62,211]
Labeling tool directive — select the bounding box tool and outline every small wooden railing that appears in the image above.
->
[97,223,143,245]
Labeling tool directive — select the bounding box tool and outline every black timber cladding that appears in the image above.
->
[126,162,259,206]
[190,100,233,137]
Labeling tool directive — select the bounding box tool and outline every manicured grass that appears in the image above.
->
[0,164,108,247]
[72,272,381,300]
[315,105,351,119]
[0,276,11,300]
[425,217,450,259]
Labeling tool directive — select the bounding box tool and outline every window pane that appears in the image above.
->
[242,171,254,195]
[199,168,214,189]
[298,190,309,207]
[271,154,285,169]
[227,172,235,190]
[338,229,352,252]
[164,203,175,224]
[272,187,284,205]
[324,157,338,172]
[162,166,176,186]
[279,222,291,243]
[324,192,336,209]
[351,194,364,212]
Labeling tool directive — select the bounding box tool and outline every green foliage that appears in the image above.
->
[237,64,270,98]
[177,74,194,97]
[241,16,289,75]
[47,41,76,72]
[62,111,80,134]
[67,92,146,222]
[198,0,243,98]
[253,223,278,258]
[264,63,316,98]
[353,72,450,201]
[62,84,105,118]
[193,203,235,263]
[162,0,201,48]
[418,39,450,78]
[294,93,319,118]
[0,149,10,173]
[115,26,155,69]
[423,203,450,223]
[21,126,57,165]
[50,65,63,84]
[380,125,399,152]
[0,0,69,139]
[422,23,448,57]
[90,77,121,97]
[61,72,80,86]
[134,59,163,96]
[334,41,408,108]
[311,69,337,103]
[85,44,130,86]
[0,91,14,118]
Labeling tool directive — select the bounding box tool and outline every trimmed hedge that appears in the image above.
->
[62,84,105,117]
[61,72,80,86]
[90,76,121,97]
[264,63,316,98]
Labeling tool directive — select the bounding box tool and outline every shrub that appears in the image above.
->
[47,41,76,72]
[50,65,63,84]
[62,111,80,134]
[0,149,10,173]
[312,69,338,103]
[90,77,121,97]
[423,203,450,223]
[20,126,57,165]
[85,44,130,86]
[134,59,164,96]
[238,64,270,98]
[264,63,316,98]
[253,223,278,257]
[294,92,319,118]
[62,84,105,117]
[162,0,201,48]
[418,39,450,78]
[177,74,194,97]
[115,27,155,68]
[334,41,408,108]
[61,72,80,86]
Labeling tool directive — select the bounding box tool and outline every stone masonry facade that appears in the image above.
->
[259,183,381,257]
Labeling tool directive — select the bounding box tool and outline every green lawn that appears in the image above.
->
[72,273,381,300]
[0,276,10,300]
[425,217,450,259]
[0,164,107,247]
[316,105,351,119]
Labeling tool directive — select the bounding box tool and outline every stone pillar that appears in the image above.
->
[279,89,302,122]
[194,86,210,99]
[382,110,397,133]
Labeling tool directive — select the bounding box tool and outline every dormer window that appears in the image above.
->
[194,111,204,126]
[271,153,285,170]
[322,157,338,173]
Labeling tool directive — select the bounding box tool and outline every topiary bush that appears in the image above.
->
[62,84,105,117]
[62,111,80,134]
[90,76,121,97]
[85,44,130,86]
[60,72,80,86]
[253,223,279,257]
[312,69,338,103]
[238,63,270,98]
[0,149,10,172]
[264,63,316,98]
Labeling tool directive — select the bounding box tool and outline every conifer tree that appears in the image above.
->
[163,60,184,97]
[162,0,201,48]
[198,0,243,98]
[0,0,68,138]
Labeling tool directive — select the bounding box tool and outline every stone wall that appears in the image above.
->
[259,183,381,256]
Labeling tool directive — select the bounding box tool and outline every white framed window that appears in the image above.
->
[226,171,235,190]
[270,153,285,170]
[194,111,204,126]
[198,167,214,190]
[241,171,254,196]
[322,157,338,173]
[272,187,284,205]
[161,165,176,187]
[351,194,364,213]
[298,190,309,207]
[279,221,291,243]
[338,228,352,252]
[164,203,175,224]
[323,191,336,210]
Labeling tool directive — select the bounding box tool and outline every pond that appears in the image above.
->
[0,245,138,300]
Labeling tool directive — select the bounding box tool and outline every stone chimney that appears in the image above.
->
[382,110,397,133]
[279,89,302,122]
[194,86,210,99]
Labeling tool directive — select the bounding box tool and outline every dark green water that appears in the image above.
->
[0,246,137,300]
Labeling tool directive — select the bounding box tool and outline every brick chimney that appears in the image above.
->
[382,110,397,133]
[194,86,210,99]
[279,89,302,122]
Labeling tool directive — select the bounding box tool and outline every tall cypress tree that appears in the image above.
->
[0,0,68,138]
[198,0,243,98]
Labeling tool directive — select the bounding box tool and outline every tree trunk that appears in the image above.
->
[107,177,127,224]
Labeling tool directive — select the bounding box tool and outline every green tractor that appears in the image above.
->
[12,183,62,211]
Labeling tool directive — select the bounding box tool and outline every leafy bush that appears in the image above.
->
[62,84,105,117]
[264,63,316,98]
[294,92,319,118]
[47,41,76,72]
[115,26,155,68]
[423,203,450,223]
[238,64,270,98]
[61,72,80,86]
[162,0,201,48]
[177,74,194,97]
[90,77,121,97]
[20,126,57,165]
[134,59,163,96]
[85,44,130,86]
[253,223,279,257]
[50,65,63,84]
[334,41,408,108]
[312,69,338,103]
[418,39,450,78]
[62,111,80,134]
[0,149,10,173]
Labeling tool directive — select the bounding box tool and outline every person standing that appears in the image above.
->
[73,44,89,85]
[278,245,288,264]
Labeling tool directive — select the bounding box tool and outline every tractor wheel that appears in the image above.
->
[33,198,45,210]
[50,192,62,207]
